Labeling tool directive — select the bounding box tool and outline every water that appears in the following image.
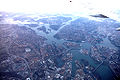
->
[98,37,118,50]
[71,50,114,80]
[24,16,115,80]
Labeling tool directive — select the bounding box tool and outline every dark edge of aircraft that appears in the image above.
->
[116,27,120,31]
[90,14,120,31]
[90,14,109,18]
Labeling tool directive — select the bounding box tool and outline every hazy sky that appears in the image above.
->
[0,0,120,17]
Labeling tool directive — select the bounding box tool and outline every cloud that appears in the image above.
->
[0,0,120,14]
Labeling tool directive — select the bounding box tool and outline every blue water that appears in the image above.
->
[71,50,114,80]
[23,16,116,80]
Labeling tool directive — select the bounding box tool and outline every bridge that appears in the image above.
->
[93,61,104,73]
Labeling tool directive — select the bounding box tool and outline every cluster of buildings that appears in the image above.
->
[74,60,97,80]
[90,45,118,62]
[0,12,120,80]
[63,42,80,49]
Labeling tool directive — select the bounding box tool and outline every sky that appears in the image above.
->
[0,0,120,20]
[0,0,119,13]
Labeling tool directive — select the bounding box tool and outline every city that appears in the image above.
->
[0,12,120,80]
